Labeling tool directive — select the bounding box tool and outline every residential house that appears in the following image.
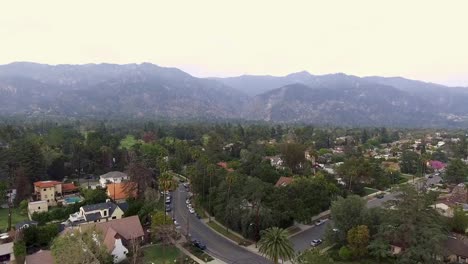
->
[0,242,14,263]
[216,162,234,172]
[106,182,137,202]
[68,215,145,263]
[28,200,48,219]
[33,181,78,206]
[68,201,125,225]
[264,156,284,169]
[15,220,38,231]
[99,171,129,188]
[391,235,468,263]
[25,250,54,264]
[275,177,293,187]
[444,235,468,263]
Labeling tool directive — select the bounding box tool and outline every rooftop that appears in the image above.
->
[100,171,128,179]
[34,181,62,188]
[107,182,137,200]
[25,250,54,264]
[275,176,294,187]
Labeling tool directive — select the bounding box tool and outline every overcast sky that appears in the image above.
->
[1,0,467,86]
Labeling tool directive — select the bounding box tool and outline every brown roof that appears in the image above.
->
[445,236,468,258]
[103,227,118,252]
[107,182,137,200]
[25,250,54,264]
[275,176,294,187]
[446,183,468,206]
[83,215,144,241]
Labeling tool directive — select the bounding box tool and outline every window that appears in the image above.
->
[103,210,107,216]
[38,207,40,209]
[43,189,46,191]
[47,200,49,203]
[112,216,116,219]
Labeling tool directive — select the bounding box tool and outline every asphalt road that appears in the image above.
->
[173,184,270,264]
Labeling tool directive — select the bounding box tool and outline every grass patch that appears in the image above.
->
[0,208,28,232]
[206,221,252,246]
[142,244,185,264]
[363,187,379,196]
[286,225,302,236]
[182,242,214,262]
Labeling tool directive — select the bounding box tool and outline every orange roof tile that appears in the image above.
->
[62,183,78,192]
[34,181,61,188]
[107,182,137,200]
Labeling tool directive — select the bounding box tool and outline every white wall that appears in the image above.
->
[111,239,128,263]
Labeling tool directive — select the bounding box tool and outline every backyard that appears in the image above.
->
[0,208,28,232]
[142,244,184,264]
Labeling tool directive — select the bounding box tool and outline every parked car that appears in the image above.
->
[192,240,207,250]
[315,219,327,226]
[186,199,191,204]
[189,208,195,214]
[376,193,385,199]
[310,239,323,247]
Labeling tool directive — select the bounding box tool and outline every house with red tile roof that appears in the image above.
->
[107,182,137,202]
[217,162,234,172]
[33,181,79,206]
[275,176,294,187]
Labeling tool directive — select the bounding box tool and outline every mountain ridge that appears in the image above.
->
[1,62,468,127]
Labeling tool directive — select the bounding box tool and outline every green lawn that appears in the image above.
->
[0,208,28,232]
[363,187,379,196]
[142,244,183,264]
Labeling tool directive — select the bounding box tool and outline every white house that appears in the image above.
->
[68,201,125,225]
[99,171,129,188]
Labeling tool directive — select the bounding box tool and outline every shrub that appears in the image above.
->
[339,246,352,261]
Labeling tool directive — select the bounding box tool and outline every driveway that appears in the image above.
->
[172,184,270,264]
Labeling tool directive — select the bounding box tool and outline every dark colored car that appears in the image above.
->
[192,240,207,250]
[376,193,385,199]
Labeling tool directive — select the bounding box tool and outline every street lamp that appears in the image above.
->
[249,223,259,248]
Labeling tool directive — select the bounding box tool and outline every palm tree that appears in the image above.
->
[158,171,175,264]
[258,227,295,264]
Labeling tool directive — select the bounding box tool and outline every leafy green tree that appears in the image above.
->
[280,143,306,172]
[329,195,366,245]
[82,188,107,204]
[13,240,26,263]
[400,150,421,175]
[295,248,334,264]
[347,225,370,259]
[431,150,448,163]
[371,186,448,263]
[258,227,295,264]
[338,246,352,261]
[450,206,468,234]
[51,227,113,264]
[445,159,468,184]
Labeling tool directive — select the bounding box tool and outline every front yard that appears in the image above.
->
[142,244,194,264]
[0,208,28,232]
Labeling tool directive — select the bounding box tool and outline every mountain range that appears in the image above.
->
[1,62,468,127]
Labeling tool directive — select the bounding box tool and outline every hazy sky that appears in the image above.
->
[1,0,467,86]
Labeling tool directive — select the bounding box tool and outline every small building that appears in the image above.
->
[106,182,137,202]
[99,171,129,188]
[25,250,54,264]
[68,201,125,225]
[33,181,63,206]
[264,156,284,169]
[15,220,38,231]
[444,236,468,263]
[275,176,293,187]
[28,200,48,219]
[0,242,14,263]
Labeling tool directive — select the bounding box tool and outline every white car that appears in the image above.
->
[189,208,195,214]
[187,204,192,209]
[310,239,323,247]
[315,219,327,226]
[186,199,191,204]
